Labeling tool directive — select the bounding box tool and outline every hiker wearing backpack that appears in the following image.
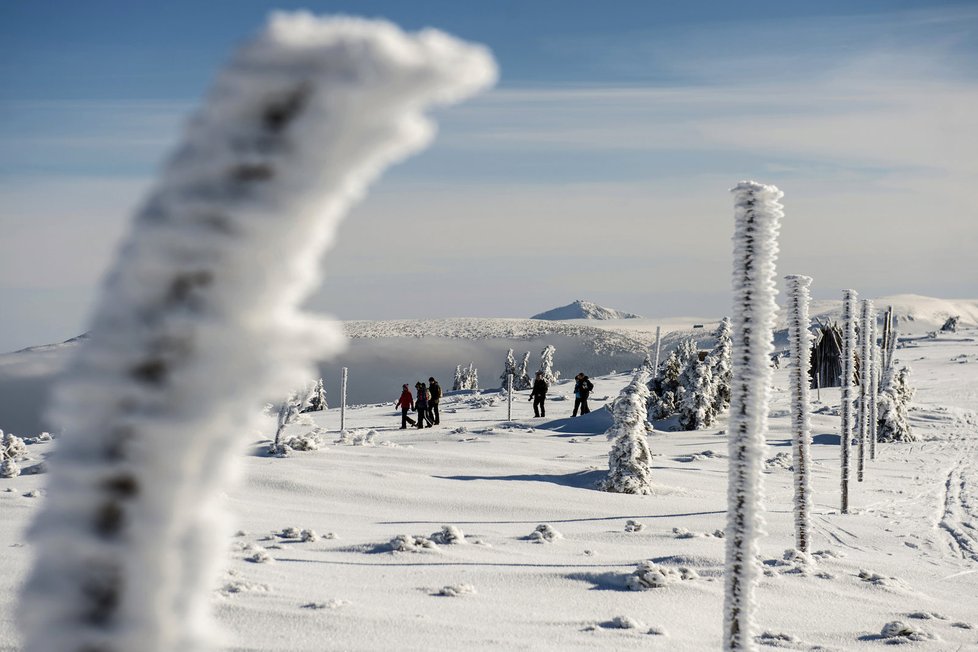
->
[529,371,549,418]
[396,383,416,429]
[427,376,442,425]
[415,381,433,428]
[572,373,594,417]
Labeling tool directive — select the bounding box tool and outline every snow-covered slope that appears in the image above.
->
[532,300,640,321]
[2,326,976,650]
[796,295,978,335]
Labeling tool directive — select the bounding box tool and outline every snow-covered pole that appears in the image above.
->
[653,325,662,379]
[18,14,495,652]
[507,372,513,421]
[869,316,879,461]
[785,275,813,556]
[340,366,348,432]
[840,289,858,513]
[724,181,783,651]
[885,313,898,374]
[857,299,873,482]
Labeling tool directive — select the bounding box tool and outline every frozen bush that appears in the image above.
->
[527,524,562,543]
[390,534,438,552]
[430,525,466,545]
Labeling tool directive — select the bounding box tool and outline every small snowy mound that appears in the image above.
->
[299,529,318,543]
[627,561,698,590]
[527,524,563,543]
[434,583,476,597]
[624,520,645,533]
[2,432,28,459]
[675,449,725,463]
[301,599,351,610]
[286,432,323,451]
[599,615,645,630]
[755,631,805,648]
[762,549,812,576]
[764,452,793,471]
[336,429,378,446]
[879,620,934,642]
[219,579,271,597]
[672,527,699,539]
[279,527,302,539]
[389,534,438,552]
[245,547,272,564]
[430,525,466,545]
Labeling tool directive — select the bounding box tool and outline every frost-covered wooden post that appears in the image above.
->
[507,372,514,421]
[785,274,813,555]
[840,289,858,513]
[869,316,879,461]
[653,325,662,379]
[340,366,349,431]
[724,181,783,651]
[857,299,873,482]
[18,14,495,652]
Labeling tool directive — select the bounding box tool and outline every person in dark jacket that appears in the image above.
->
[415,381,433,428]
[396,384,416,429]
[572,372,594,417]
[529,371,549,418]
[427,376,442,425]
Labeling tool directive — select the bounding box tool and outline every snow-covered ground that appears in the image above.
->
[2,326,976,650]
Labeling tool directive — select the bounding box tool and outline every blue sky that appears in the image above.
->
[1,1,977,351]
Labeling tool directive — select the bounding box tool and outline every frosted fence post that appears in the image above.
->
[507,373,513,421]
[340,367,348,432]
[724,181,783,651]
[840,289,858,513]
[870,315,879,461]
[17,15,496,652]
[857,299,873,482]
[653,325,662,379]
[785,275,813,556]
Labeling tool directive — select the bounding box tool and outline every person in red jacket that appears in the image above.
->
[396,384,416,429]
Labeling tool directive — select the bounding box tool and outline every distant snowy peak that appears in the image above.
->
[531,300,640,321]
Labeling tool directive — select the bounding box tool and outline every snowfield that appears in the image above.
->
[2,325,977,650]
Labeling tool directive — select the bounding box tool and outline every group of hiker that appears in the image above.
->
[395,372,594,427]
[396,377,442,429]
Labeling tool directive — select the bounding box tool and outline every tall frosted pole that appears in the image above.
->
[857,299,873,482]
[869,316,879,461]
[840,289,858,513]
[340,367,349,431]
[507,373,514,421]
[18,14,496,652]
[723,181,783,651]
[785,275,813,555]
[653,325,662,379]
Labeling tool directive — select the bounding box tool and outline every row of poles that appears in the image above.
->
[725,182,902,650]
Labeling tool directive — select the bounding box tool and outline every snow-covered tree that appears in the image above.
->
[661,350,683,398]
[678,360,717,430]
[500,349,517,388]
[17,15,496,652]
[785,274,813,556]
[877,365,915,442]
[466,363,479,391]
[538,345,559,385]
[602,370,654,495]
[709,317,733,412]
[271,393,304,455]
[840,289,858,514]
[302,378,327,412]
[648,390,676,421]
[857,299,874,482]
[453,364,464,391]
[515,351,532,390]
[724,180,783,651]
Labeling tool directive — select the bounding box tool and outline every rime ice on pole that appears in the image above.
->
[840,289,858,513]
[19,14,496,652]
[784,275,813,556]
[857,299,874,482]
[724,181,783,651]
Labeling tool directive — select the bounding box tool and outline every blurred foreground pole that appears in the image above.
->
[19,13,496,652]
